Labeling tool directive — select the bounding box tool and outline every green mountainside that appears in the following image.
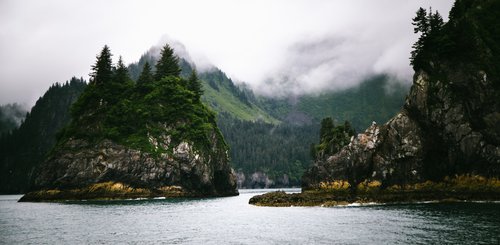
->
[218,114,319,187]
[199,70,279,124]
[259,75,410,130]
[128,52,278,124]
[0,78,86,193]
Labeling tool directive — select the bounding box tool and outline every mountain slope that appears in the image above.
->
[128,49,279,124]
[218,115,319,187]
[0,78,86,194]
[258,75,410,130]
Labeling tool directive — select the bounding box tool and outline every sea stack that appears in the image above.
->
[20,44,238,202]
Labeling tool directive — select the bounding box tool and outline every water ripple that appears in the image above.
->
[0,191,499,244]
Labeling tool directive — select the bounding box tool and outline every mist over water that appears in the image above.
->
[1,189,499,244]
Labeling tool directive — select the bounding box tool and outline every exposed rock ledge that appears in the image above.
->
[20,137,238,202]
[250,175,500,207]
[302,69,499,190]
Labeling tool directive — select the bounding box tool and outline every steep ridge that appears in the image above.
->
[0,78,86,194]
[128,48,278,124]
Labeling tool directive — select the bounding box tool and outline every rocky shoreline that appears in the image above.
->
[249,175,500,207]
[19,181,238,202]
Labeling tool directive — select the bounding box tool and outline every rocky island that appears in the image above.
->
[250,0,500,206]
[20,44,238,202]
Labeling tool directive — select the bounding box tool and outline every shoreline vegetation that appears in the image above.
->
[249,175,500,207]
[18,181,237,202]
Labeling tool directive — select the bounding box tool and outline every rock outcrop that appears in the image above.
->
[303,0,500,189]
[20,44,238,201]
[20,122,238,202]
[303,68,499,189]
[30,130,237,197]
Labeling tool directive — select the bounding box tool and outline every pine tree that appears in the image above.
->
[429,10,444,34]
[410,7,445,68]
[412,7,429,35]
[188,69,203,101]
[90,45,113,85]
[343,120,355,137]
[319,117,334,143]
[410,8,428,67]
[137,62,154,85]
[114,56,131,84]
[154,43,181,80]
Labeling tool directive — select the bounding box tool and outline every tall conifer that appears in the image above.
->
[154,44,181,80]
[90,45,113,85]
[137,62,154,85]
[114,56,131,84]
[188,69,203,101]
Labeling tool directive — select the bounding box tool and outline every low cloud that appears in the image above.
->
[253,32,414,97]
[0,0,454,105]
[0,103,28,128]
[244,2,453,97]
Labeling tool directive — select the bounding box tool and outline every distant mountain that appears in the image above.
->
[0,78,86,193]
[128,49,279,124]
[232,75,408,187]
[129,47,409,130]
[0,103,27,136]
[258,75,410,130]
[217,114,319,188]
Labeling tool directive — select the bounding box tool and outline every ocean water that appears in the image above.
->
[1,189,499,244]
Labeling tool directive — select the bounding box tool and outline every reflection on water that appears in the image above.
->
[0,189,499,244]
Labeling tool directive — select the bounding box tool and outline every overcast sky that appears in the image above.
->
[0,0,454,107]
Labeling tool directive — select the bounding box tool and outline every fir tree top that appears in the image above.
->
[137,62,154,85]
[114,56,131,84]
[188,69,203,101]
[154,43,181,80]
[90,45,113,85]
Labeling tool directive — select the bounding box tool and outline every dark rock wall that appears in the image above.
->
[33,128,238,197]
[303,68,499,189]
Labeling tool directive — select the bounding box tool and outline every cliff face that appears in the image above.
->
[303,0,500,189]
[32,126,237,197]
[303,69,499,188]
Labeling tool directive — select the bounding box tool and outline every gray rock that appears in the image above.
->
[303,67,500,189]
[32,127,238,197]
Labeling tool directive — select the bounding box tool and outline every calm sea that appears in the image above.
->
[1,189,499,244]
